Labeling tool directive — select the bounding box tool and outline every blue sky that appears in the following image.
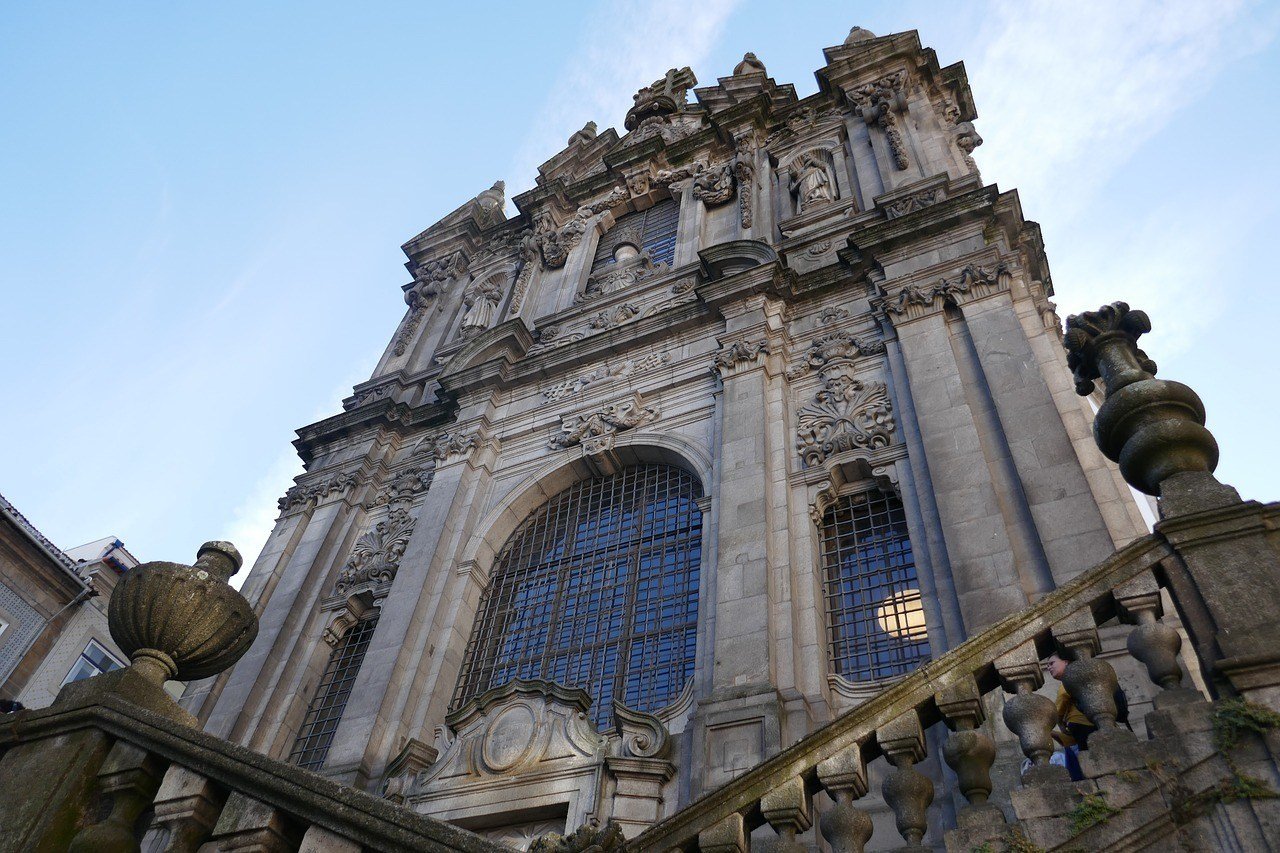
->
[2,1,1277,577]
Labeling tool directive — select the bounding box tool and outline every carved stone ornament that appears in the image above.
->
[584,252,663,300]
[851,71,910,170]
[589,302,641,330]
[712,338,770,375]
[550,393,660,455]
[733,136,756,228]
[334,506,415,595]
[394,251,470,355]
[884,187,942,219]
[431,431,477,463]
[1063,301,1158,395]
[788,150,836,211]
[884,263,1010,318]
[613,701,670,759]
[366,464,433,508]
[542,351,671,403]
[530,821,627,853]
[278,471,364,514]
[691,162,737,207]
[797,376,896,467]
[819,305,850,326]
[459,273,505,337]
[954,120,983,173]
[109,542,257,685]
[786,332,886,379]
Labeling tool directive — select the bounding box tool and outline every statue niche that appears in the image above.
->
[459,272,506,338]
[787,150,838,213]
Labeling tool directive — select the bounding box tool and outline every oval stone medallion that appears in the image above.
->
[482,703,538,772]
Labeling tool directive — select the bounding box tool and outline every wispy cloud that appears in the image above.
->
[968,0,1279,354]
[972,0,1275,219]
[507,0,741,196]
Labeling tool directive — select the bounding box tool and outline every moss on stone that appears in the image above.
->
[1067,792,1121,835]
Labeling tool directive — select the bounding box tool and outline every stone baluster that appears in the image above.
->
[141,765,225,852]
[760,776,810,853]
[698,812,746,853]
[996,642,1067,784]
[876,711,935,848]
[816,743,873,853]
[68,740,165,852]
[1053,609,1133,748]
[1115,572,1199,709]
[196,791,297,852]
[936,676,1003,827]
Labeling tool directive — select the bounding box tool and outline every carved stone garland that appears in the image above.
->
[550,393,659,455]
[884,263,1010,317]
[852,71,910,171]
[394,251,468,356]
[712,338,770,377]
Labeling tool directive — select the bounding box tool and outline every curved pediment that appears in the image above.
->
[437,318,534,385]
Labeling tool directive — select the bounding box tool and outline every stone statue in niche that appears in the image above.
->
[790,152,835,211]
[460,276,503,337]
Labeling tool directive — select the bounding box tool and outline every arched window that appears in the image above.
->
[591,197,680,272]
[453,464,702,730]
[289,612,379,770]
[819,489,929,682]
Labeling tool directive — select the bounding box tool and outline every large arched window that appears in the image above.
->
[819,488,930,682]
[453,464,702,730]
[590,197,679,272]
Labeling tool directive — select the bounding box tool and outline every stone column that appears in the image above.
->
[696,294,791,792]
[321,420,493,785]
[885,307,1029,631]
[960,289,1117,584]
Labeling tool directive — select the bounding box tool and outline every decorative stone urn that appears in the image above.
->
[108,540,258,686]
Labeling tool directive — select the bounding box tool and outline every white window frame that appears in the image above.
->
[61,638,125,686]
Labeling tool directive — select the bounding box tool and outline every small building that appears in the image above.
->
[0,492,148,708]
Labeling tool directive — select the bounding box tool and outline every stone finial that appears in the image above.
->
[733,52,767,76]
[568,121,598,146]
[108,542,258,686]
[476,180,505,214]
[1062,302,1221,498]
[845,26,876,45]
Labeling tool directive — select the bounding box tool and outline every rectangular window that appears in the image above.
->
[62,639,125,686]
[288,614,379,770]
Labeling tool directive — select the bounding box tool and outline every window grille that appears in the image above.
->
[453,464,702,731]
[62,639,124,686]
[591,197,680,271]
[288,613,379,770]
[819,489,930,682]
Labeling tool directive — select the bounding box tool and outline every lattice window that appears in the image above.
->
[453,464,702,731]
[591,197,680,272]
[289,613,379,770]
[820,489,930,682]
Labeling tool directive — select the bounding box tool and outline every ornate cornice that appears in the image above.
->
[880,261,1010,321]
[278,470,368,516]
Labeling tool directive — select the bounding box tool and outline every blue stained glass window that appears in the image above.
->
[820,489,931,682]
[453,464,702,730]
[590,197,680,271]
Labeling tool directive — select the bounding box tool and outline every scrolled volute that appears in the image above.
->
[612,700,670,759]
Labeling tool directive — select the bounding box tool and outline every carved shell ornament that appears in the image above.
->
[334,506,416,594]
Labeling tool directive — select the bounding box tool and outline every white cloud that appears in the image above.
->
[507,0,741,196]
[221,448,303,589]
[971,0,1276,219]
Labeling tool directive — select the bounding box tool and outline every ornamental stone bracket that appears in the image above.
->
[808,456,903,526]
[431,430,480,465]
[550,393,660,455]
[785,331,886,380]
[321,589,377,647]
[879,261,1011,322]
[711,337,770,379]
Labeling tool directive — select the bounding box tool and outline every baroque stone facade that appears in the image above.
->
[181,25,1158,848]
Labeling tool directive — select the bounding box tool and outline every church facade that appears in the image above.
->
[182,27,1152,845]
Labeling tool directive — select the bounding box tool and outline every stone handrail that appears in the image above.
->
[633,525,1198,851]
[0,684,505,852]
